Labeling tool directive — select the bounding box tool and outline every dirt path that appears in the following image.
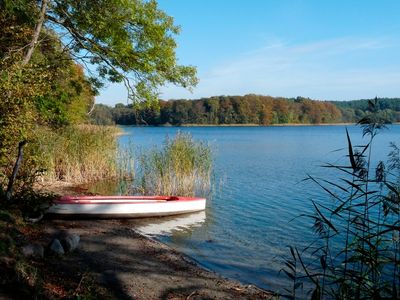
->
[42,219,275,300]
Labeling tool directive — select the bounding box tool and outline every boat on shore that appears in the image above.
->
[46,195,206,218]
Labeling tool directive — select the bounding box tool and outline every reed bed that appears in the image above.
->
[28,125,134,184]
[137,132,212,197]
[282,100,400,299]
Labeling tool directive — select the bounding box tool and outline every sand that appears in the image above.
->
[42,218,275,300]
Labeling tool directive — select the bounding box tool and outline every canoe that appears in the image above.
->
[46,195,206,218]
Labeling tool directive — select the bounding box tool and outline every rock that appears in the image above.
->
[61,234,80,252]
[22,244,44,258]
[49,239,64,255]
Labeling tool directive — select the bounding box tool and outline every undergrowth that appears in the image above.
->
[0,207,112,299]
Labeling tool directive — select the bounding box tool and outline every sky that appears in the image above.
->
[96,0,400,106]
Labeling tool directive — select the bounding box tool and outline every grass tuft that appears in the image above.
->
[137,132,212,197]
[26,125,133,184]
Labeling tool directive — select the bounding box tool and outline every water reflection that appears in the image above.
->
[133,211,206,236]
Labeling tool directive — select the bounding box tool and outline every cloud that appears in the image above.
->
[160,37,400,101]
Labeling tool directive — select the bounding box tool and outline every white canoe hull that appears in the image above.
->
[46,196,206,218]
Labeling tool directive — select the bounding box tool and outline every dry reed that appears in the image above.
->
[27,125,134,184]
[137,132,212,197]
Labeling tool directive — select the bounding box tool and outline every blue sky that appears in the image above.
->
[97,0,400,106]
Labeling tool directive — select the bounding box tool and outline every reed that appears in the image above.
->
[282,99,399,299]
[137,132,212,197]
[26,125,134,184]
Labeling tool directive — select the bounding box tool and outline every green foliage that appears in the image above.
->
[14,189,55,219]
[0,53,49,181]
[1,0,196,208]
[282,100,400,299]
[333,98,400,123]
[32,40,96,127]
[2,0,198,104]
[0,0,37,59]
[0,2,96,201]
[90,104,115,125]
[47,0,198,103]
[137,132,212,196]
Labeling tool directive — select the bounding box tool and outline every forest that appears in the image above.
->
[91,95,400,125]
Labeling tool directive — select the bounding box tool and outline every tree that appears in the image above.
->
[0,0,198,202]
[2,0,198,102]
[90,104,114,125]
[44,0,197,102]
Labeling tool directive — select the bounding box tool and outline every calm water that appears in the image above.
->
[105,125,400,293]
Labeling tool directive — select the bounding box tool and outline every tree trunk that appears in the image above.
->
[22,0,48,66]
[5,141,27,202]
[87,98,96,116]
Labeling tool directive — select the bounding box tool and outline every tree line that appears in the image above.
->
[91,96,400,125]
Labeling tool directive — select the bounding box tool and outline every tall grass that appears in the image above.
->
[27,125,134,184]
[282,99,399,299]
[137,132,212,197]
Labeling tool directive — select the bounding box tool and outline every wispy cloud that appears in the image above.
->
[161,37,400,101]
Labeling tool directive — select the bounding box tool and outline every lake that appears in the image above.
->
[104,125,400,294]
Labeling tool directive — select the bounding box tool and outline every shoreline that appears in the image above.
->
[120,122,356,127]
[118,122,400,128]
[23,183,270,298]
[41,218,275,299]
[179,122,354,127]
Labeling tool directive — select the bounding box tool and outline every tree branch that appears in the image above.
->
[22,0,49,66]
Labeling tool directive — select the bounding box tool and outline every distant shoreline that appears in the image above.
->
[119,122,399,127]
[179,123,354,127]
[120,122,354,127]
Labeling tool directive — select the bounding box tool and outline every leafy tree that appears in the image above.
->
[0,53,49,177]
[2,0,198,101]
[0,0,198,202]
[40,0,198,103]
[90,104,114,125]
